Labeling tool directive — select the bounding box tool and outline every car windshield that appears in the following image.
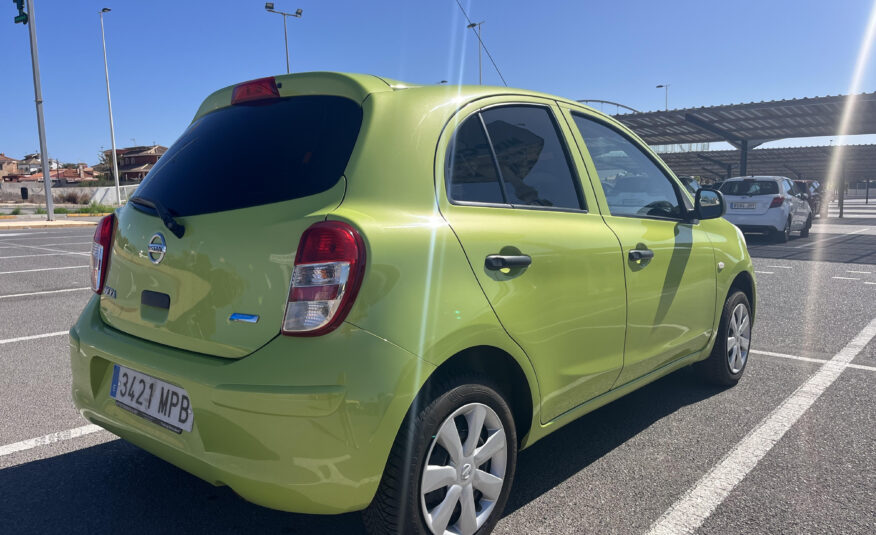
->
[133,95,362,217]
[720,180,779,196]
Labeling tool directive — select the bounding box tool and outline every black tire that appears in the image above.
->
[800,215,812,237]
[699,290,752,386]
[773,217,791,243]
[363,376,518,535]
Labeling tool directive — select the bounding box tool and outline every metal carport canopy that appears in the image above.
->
[659,144,876,182]
[612,92,876,146]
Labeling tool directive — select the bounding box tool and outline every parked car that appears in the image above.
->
[720,176,812,242]
[71,72,756,535]
[794,179,822,214]
[677,175,702,195]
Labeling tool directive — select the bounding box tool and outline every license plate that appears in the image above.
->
[732,202,757,209]
[110,365,193,433]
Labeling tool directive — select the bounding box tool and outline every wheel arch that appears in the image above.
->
[417,345,535,447]
[729,270,756,320]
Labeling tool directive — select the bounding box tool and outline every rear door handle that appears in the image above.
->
[485,254,532,270]
[628,249,654,261]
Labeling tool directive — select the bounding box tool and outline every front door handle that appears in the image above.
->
[628,249,654,261]
[485,254,532,270]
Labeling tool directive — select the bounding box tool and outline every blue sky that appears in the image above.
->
[2,0,876,164]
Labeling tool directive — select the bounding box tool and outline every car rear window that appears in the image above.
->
[720,180,779,196]
[133,95,362,217]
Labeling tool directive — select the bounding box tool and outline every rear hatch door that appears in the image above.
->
[100,94,362,358]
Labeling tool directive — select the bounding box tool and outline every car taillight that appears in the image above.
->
[769,196,784,208]
[90,214,115,294]
[281,221,366,336]
[231,77,280,105]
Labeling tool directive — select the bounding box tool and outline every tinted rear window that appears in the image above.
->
[133,95,362,217]
[720,180,779,196]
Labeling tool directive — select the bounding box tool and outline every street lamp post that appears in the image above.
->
[656,83,669,111]
[466,21,485,85]
[20,0,54,220]
[99,8,122,205]
[264,3,302,74]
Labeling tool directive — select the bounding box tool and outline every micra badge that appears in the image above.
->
[102,285,117,299]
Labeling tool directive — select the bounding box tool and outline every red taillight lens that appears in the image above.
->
[90,214,115,294]
[281,221,366,336]
[231,77,280,104]
[769,196,784,208]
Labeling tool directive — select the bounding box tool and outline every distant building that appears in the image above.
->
[20,165,96,184]
[17,153,60,174]
[0,153,18,179]
[104,145,167,181]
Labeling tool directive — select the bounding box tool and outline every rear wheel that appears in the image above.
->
[700,290,752,386]
[800,215,812,237]
[773,217,791,243]
[364,377,517,535]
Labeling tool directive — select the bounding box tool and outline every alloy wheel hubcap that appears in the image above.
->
[727,303,751,373]
[420,402,507,535]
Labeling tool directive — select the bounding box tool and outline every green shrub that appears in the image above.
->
[74,203,115,214]
[10,207,21,215]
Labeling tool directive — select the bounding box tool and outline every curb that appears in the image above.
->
[67,213,112,217]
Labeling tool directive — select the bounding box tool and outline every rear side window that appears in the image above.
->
[720,180,779,196]
[134,95,362,217]
[446,115,505,204]
[446,105,583,210]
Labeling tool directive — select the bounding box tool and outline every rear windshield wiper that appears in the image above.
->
[129,196,186,239]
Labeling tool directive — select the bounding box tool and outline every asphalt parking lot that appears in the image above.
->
[1,200,874,534]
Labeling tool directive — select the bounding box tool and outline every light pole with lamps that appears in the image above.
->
[99,7,122,205]
[656,83,669,111]
[466,21,485,84]
[264,3,303,74]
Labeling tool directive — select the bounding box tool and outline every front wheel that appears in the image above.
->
[364,377,518,535]
[699,290,752,386]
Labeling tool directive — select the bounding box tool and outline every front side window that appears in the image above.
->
[571,114,683,219]
[446,105,583,211]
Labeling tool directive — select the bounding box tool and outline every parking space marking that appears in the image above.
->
[792,228,866,248]
[766,265,793,269]
[832,276,860,280]
[0,331,68,345]
[0,252,88,259]
[0,242,89,256]
[754,271,774,274]
[0,265,87,275]
[865,282,876,285]
[648,316,876,535]
[0,287,90,300]
[752,349,876,372]
[0,425,104,458]
[0,241,92,248]
[847,270,871,274]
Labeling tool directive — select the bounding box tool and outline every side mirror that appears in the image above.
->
[694,188,725,220]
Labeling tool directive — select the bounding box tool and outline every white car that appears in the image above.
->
[719,176,813,242]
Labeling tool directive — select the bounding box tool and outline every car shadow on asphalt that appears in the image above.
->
[0,369,724,534]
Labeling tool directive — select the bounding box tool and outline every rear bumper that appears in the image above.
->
[70,295,433,514]
[724,210,786,233]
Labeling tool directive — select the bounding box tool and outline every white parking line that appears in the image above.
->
[0,331,68,345]
[0,425,104,458]
[752,349,876,372]
[832,276,860,280]
[0,287,90,300]
[792,228,866,248]
[865,282,876,285]
[0,241,92,248]
[648,316,876,535]
[0,265,88,275]
[754,271,774,274]
[0,242,89,256]
[766,266,793,269]
[847,270,871,274]
[0,252,86,259]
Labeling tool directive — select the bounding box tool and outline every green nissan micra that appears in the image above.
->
[70,72,755,534]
